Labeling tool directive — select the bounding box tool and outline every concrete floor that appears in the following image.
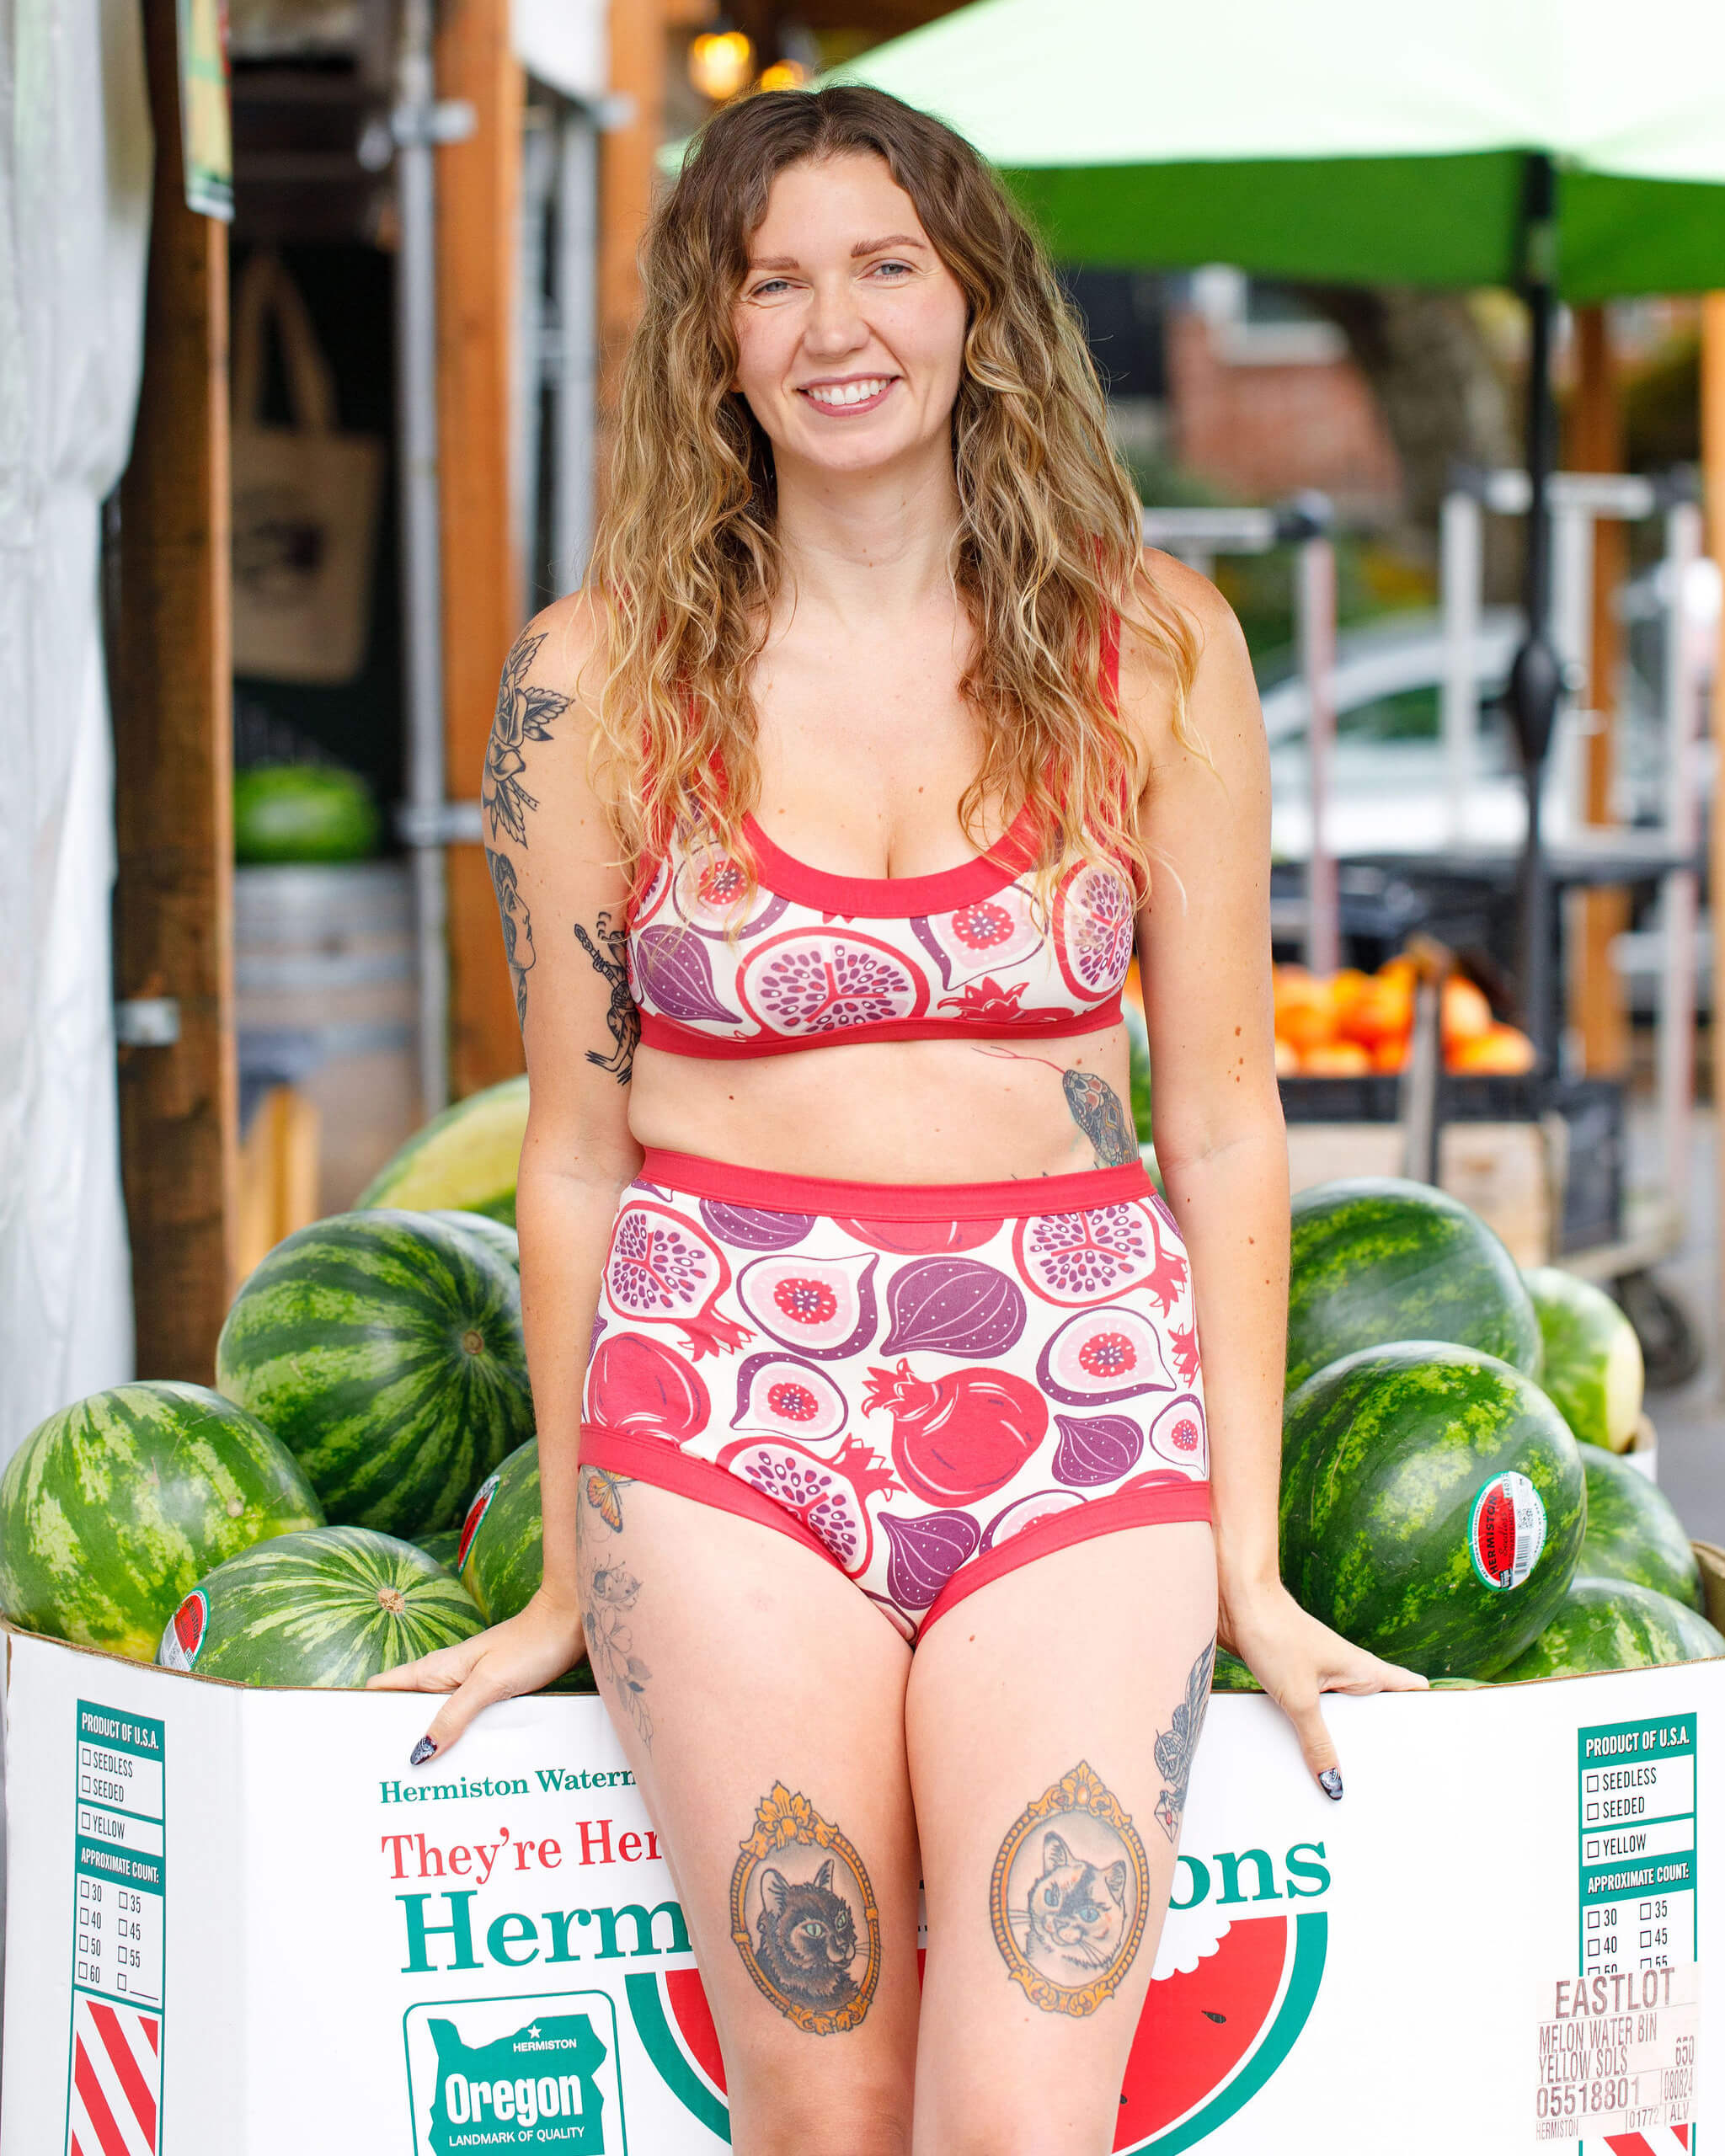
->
[1626,1105,1725,1547]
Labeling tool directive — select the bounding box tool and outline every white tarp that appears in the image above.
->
[0,0,152,1464]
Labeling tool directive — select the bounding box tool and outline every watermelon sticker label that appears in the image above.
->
[457,1473,500,1572]
[1468,1470,1546,1591]
[403,1990,624,2152]
[158,1588,208,1672]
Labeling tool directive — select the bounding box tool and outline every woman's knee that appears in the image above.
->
[726,2053,913,2156]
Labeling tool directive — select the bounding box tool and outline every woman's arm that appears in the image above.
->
[371,593,644,1755]
[1125,556,1423,1796]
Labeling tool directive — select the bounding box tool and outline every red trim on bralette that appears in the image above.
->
[637,998,1122,1061]
[633,1147,1152,1219]
[739,802,1040,919]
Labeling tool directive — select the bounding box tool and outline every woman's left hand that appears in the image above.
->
[1220,1579,1427,1801]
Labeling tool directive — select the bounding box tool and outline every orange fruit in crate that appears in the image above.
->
[1448,1023,1536,1074]
[1328,968,1370,1020]
[1370,1037,1409,1073]
[1298,1041,1373,1075]
[1440,976,1493,1048]
[1339,974,1413,1047]
[1273,969,1336,1054]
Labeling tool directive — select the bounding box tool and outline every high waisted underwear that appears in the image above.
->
[580,1150,1211,1641]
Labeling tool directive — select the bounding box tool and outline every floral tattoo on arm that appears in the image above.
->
[483,630,571,850]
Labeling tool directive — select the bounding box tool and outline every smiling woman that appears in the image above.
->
[373,80,1426,2156]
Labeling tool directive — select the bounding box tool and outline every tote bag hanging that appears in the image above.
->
[231,249,383,684]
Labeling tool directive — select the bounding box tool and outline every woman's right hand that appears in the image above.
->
[367,1587,587,1764]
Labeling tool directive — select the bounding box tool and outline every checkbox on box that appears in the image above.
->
[1588,1909,1600,1928]
[1586,1840,1600,1860]
[1585,1773,1599,1791]
[1586,1802,1600,1822]
[1640,1902,1653,1920]
[1641,1930,1653,1946]
[1588,1937,1600,1956]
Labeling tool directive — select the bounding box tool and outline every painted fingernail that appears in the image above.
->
[1318,1767,1343,1801]
[410,1737,438,1766]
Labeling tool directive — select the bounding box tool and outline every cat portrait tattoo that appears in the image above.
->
[483,630,570,849]
[754,1860,860,2011]
[991,1760,1150,2016]
[574,910,639,1085]
[486,847,535,1028]
[730,1784,882,2035]
[1021,1833,1130,1986]
[1153,1638,1215,1841]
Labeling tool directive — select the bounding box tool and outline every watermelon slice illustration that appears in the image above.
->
[625,1911,1326,2152]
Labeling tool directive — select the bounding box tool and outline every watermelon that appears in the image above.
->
[215,1209,534,1538]
[411,1529,462,1568]
[157,1526,483,1686]
[1211,1647,1262,1693]
[1577,1447,1702,1610]
[1493,1575,1725,1682]
[1285,1178,1541,1392]
[1523,1266,1643,1452]
[233,763,381,865]
[356,1075,527,1225]
[0,1381,323,1662]
[1279,1342,1585,1678]
[457,1443,595,1694]
[426,1209,520,1272]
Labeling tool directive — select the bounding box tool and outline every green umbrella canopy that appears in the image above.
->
[825,0,1725,298]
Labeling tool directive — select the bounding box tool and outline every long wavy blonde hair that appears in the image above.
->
[590,83,1199,898]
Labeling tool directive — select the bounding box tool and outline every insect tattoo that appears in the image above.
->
[483,630,571,850]
[1151,1637,1215,1842]
[574,910,640,1085]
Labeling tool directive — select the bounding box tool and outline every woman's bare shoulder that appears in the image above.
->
[503,588,609,708]
[1117,546,1257,761]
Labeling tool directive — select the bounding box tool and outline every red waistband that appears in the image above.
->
[634,1148,1153,1220]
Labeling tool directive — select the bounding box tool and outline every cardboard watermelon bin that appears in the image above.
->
[3,1620,1718,2156]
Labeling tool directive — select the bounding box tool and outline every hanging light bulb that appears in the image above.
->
[688,29,754,103]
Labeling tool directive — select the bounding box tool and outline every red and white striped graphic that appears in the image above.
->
[66,1994,159,2156]
[1581,2126,1691,2156]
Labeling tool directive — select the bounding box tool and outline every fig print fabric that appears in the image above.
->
[581,1163,1209,1640]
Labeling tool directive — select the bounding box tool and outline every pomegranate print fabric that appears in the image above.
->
[582,1156,1209,1639]
[626,809,1135,1060]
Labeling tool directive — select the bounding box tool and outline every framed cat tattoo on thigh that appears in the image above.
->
[729,1783,882,2036]
[989,1760,1151,2017]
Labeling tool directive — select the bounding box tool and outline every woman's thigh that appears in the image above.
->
[904,1521,1218,2156]
[575,1470,920,2154]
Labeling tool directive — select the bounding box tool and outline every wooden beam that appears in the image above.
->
[599,0,667,465]
[1702,293,1725,1390]
[1567,304,1632,1077]
[435,0,526,1097]
[114,0,238,1383]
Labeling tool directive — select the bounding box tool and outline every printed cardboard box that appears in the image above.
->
[3,1625,1717,2156]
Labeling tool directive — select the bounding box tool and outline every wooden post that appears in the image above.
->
[435,0,526,1097]
[1567,304,1632,1076]
[599,0,667,464]
[114,0,238,1382]
[1702,294,1725,1389]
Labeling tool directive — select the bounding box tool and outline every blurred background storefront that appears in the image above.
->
[6,0,1725,1530]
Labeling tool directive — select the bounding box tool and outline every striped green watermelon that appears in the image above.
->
[1211,1647,1262,1693]
[457,1444,595,1694]
[411,1529,462,1568]
[425,1210,520,1271]
[233,763,381,865]
[157,1526,484,1686]
[216,1209,533,1538]
[1578,1448,1702,1610]
[355,1075,527,1225]
[1523,1266,1642,1453]
[1493,1575,1725,1681]
[0,1382,323,1662]
[1286,1178,1541,1392]
[1280,1342,1584,1678]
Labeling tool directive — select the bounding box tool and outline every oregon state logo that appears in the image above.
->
[158,1588,208,1673]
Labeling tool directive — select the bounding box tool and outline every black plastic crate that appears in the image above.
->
[1278,1073,1624,1257]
